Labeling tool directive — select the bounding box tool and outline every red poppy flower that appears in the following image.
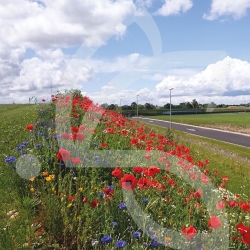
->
[193,190,202,198]
[82,197,88,203]
[72,133,85,142]
[71,126,79,133]
[56,148,71,161]
[216,201,226,210]
[61,133,70,139]
[131,138,139,145]
[101,143,108,148]
[26,124,34,131]
[71,158,81,164]
[119,174,137,191]
[111,168,123,179]
[102,188,114,197]
[208,216,222,229]
[168,179,176,187]
[182,226,197,240]
[137,177,150,189]
[201,174,209,184]
[42,99,46,102]
[240,202,250,212]
[68,195,74,202]
[143,166,160,177]
[222,176,229,182]
[133,166,144,174]
[79,125,86,131]
[90,200,99,208]
[228,200,238,207]
[236,223,250,245]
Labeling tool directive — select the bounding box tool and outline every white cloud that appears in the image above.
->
[156,56,250,99]
[155,0,193,16]
[101,83,116,91]
[204,0,250,20]
[0,0,136,50]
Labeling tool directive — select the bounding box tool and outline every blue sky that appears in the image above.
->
[1,0,250,105]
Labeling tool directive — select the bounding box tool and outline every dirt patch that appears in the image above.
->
[203,124,250,135]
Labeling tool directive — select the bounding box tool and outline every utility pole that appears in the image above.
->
[169,88,174,129]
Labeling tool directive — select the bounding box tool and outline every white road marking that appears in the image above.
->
[149,121,153,122]
[187,128,196,131]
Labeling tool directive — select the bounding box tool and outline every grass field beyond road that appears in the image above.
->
[145,112,250,134]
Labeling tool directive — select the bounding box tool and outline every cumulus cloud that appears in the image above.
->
[155,0,193,16]
[0,0,135,49]
[156,56,250,99]
[204,0,250,20]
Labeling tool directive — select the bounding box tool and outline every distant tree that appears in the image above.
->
[164,103,170,109]
[100,103,109,109]
[122,105,132,110]
[131,102,137,110]
[108,104,116,110]
[144,103,155,109]
[186,102,193,109]
[191,99,198,109]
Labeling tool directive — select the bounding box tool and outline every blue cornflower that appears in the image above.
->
[36,143,41,148]
[16,146,23,151]
[99,193,105,198]
[115,240,126,248]
[108,185,114,190]
[142,198,149,203]
[132,231,141,239]
[5,156,16,164]
[93,142,98,147]
[118,202,127,210]
[150,234,158,240]
[22,141,28,146]
[111,222,118,227]
[150,241,159,248]
[53,134,60,139]
[101,235,112,244]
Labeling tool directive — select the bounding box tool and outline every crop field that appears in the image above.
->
[145,112,250,134]
[1,94,250,249]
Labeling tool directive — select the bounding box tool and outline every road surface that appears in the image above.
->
[131,117,250,148]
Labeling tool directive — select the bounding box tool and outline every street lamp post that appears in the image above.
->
[136,95,139,117]
[120,99,122,115]
[169,88,174,129]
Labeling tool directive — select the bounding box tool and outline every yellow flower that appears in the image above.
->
[93,187,97,191]
[158,211,162,216]
[164,237,171,243]
[42,171,49,177]
[49,174,55,180]
[45,176,51,182]
[169,219,173,225]
[54,130,58,134]
[30,187,35,193]
[78,187,83,192]
[29,177,35,182]
[67,203,72,208]
[51,188,56,194]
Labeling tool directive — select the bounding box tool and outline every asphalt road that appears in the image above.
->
[131,117,250,148]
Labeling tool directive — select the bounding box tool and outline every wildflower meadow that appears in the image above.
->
[2,89,250,249]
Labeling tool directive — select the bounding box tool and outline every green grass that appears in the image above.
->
[145,112,250,128]
[145,123,250,198]
[0,104,41,248]
[1,103,250,248]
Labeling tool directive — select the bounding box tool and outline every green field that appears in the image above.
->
[1,104,250,248]
[145,112,250,134]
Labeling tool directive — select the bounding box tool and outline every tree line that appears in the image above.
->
[100,99,249,110]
